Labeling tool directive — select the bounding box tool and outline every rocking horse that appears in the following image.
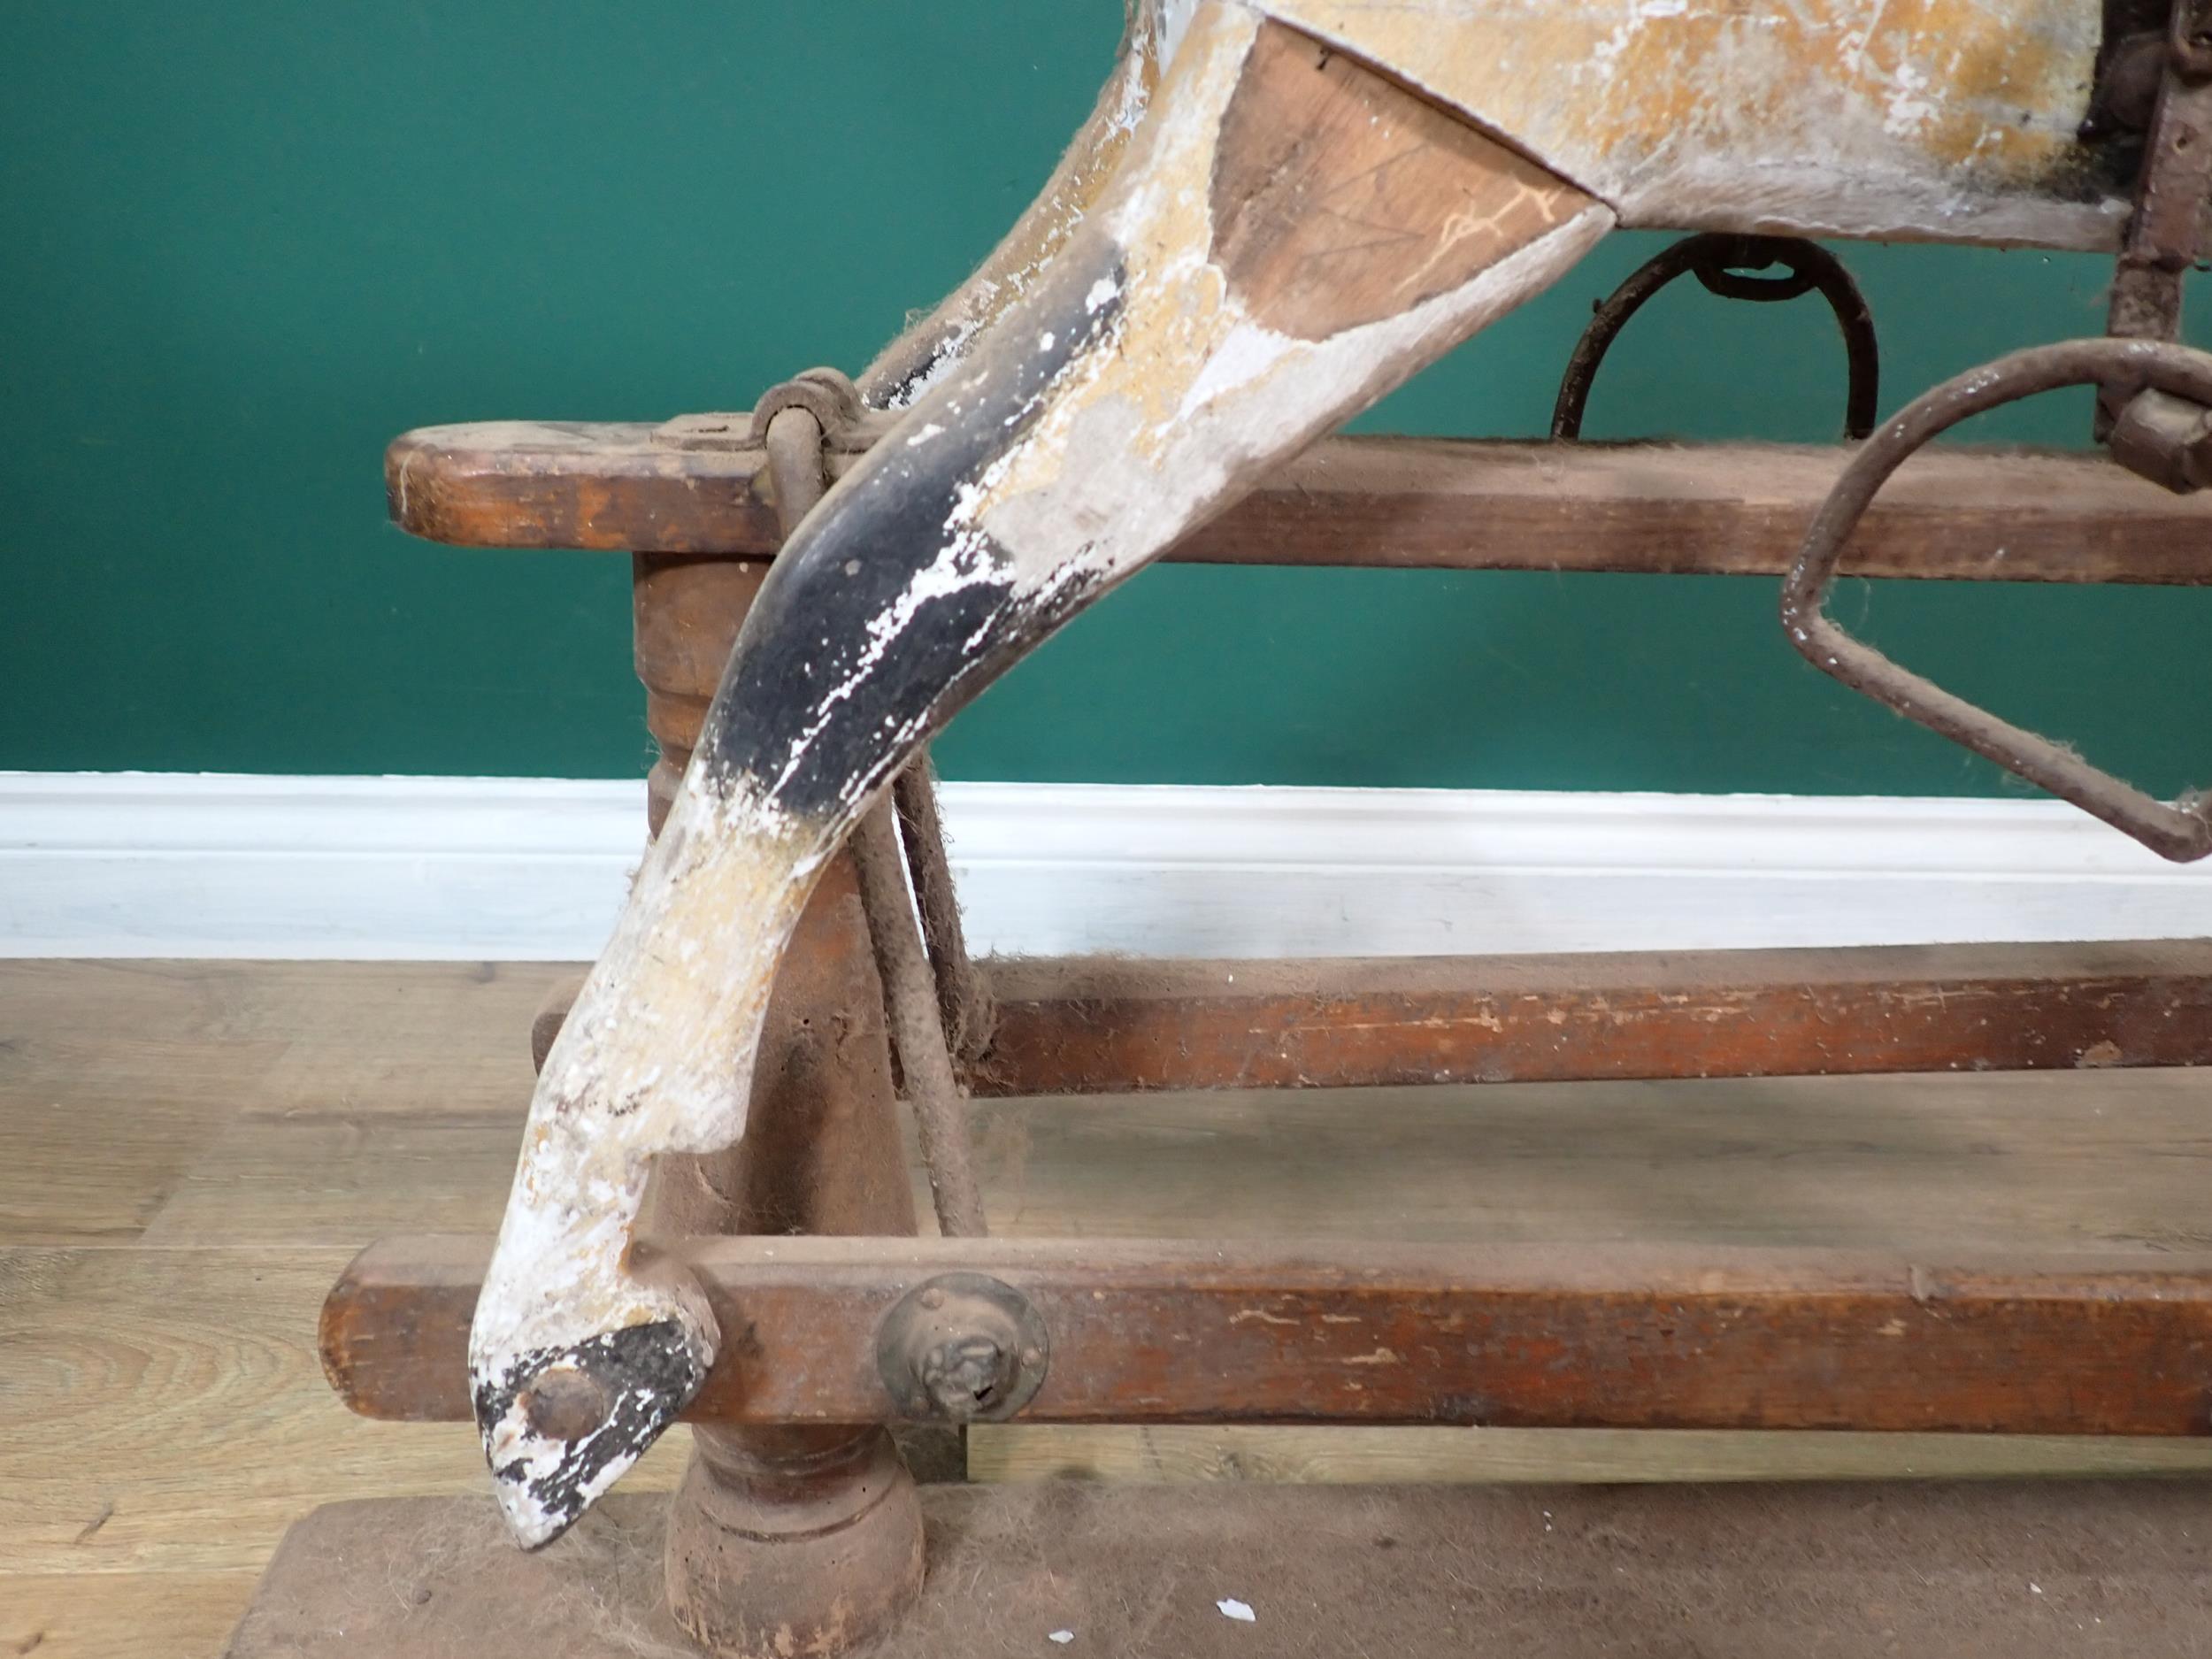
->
[234,4,2212,1655]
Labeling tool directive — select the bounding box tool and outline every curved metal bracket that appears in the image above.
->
[1780,337,2212,864]
[1552,233,1879,442]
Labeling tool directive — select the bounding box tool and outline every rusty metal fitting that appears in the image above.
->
[651,368,889,456]
[749,377,992,1245]
[876,1272,1048,1423]
[2099,2,2212,434]
[2109,385,2212,491]
[2082,30,2171,141]
[762,404,833,535]
[1781,336,2212,864]
[2173,0,2212,82]
[747,367,866,448]
[514,1363,613,1442]
[1552,233,1879,442]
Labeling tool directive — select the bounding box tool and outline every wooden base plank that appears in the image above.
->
[225,1483,2212,1658]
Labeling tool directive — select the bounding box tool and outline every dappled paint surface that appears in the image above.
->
[465,7,1617,1542]
[1268,0,2117,247]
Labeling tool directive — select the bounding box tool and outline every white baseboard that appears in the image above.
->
[4,772,2208,960]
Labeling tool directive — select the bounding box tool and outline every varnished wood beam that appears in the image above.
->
[971,941,2212,1096]
[388,423,2212,584]
[324,1233,2212,1436]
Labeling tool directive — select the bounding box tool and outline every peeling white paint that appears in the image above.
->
[889,316,983,410]
[1261,0,2123,250]
[767,529,1005,804]
[982,203,1612,605]
[469,779,819,1544]
[471,0,2131,1552]
[1160,0,1203,72]
[1884,60,1939,137]
[1174,321,1298,422]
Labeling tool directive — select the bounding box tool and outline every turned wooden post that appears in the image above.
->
[632,552,769,840]
[648,841,924,1659]
[522,550,924,1657]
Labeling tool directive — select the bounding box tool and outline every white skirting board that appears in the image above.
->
[4,772,2210,960]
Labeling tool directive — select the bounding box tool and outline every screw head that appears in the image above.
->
[518,1366,612,1442]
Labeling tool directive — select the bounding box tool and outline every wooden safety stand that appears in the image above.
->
[226,412,2212,1657]
[648,837,927,1657]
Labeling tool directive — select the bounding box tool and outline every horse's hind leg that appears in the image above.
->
[471,0,1616,1547]
[858,0,1178,409]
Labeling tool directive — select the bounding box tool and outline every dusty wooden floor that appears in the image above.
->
[9,960,2212,1656]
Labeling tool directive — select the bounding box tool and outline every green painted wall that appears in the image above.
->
[6,3,2208,796]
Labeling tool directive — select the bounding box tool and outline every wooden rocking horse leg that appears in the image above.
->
[470,0,1615,1548]
[857,0,1178,410]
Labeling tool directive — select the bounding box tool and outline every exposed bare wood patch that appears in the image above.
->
[1212,22,1594,340]
[1266,0,2121,249]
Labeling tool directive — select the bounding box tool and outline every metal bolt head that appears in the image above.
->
[2110,388,2212,495]
[518,1365,612,1442]
[917,1332,1018,1417]
[876,1272,1049,1423]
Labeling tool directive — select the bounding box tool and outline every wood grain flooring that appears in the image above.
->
[7,958,2212,1655]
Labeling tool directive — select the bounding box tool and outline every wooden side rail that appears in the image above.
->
[972,941,2212,1094]
[325,1234,2212,1436]
[388,422,2212,583]
[524,940,2212,1098]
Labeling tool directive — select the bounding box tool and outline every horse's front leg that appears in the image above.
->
[471,0,1614,1547]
